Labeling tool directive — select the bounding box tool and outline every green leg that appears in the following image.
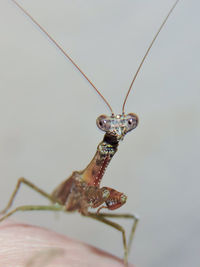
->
[85,212,129,267]
[95,212,139,254]
[0,177,60,215]
[0,204,65,223]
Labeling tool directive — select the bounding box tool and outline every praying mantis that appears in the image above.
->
[0,0,198,267]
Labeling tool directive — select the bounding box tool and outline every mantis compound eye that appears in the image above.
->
[96,115,111,132]
[126,113,139,132]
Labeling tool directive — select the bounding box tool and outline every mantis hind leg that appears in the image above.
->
[0,204,65,223]
[85,213,128,267]
[0,177,59,215]
[96,212,139,254]
[86,212,139,267]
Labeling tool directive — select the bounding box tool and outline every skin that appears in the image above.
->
[0,220,135,267]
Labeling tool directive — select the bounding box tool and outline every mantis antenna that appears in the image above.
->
[122,0,180,114]
[11,0,114,114]
[11,0,180,115]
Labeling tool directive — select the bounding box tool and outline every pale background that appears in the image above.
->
[0,0,199,267]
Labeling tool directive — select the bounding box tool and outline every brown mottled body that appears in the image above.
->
[52,133,127,215]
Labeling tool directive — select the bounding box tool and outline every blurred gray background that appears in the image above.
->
[0,0,199,266]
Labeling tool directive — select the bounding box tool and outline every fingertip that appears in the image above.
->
[0,221,135,267]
